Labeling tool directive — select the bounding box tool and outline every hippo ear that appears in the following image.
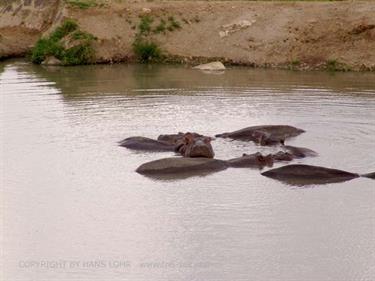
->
[203,137,212,144]
[257,134,265,144]
[256,154,266,163]
[183,132,194,143]
[264,154,274,167]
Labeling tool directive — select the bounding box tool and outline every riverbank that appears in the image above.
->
[1,0,375,71]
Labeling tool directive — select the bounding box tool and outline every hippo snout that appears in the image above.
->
[189,141,215,158]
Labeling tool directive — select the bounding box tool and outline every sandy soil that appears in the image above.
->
[0,0,61,58]
[1,0,375,71]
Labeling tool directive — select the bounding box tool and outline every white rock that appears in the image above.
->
[193,61,226,71]
[221,19,256,36]
[41,56,62,66]
[219,31,228,38]
[141,8,151,13]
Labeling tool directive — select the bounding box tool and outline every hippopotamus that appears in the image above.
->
[175,133,215,158]
[227,151,296,169]
[261,164,375,185]
[227,152,274,168]
[282,145,318,158]
[119,132,211,153]
[119,136,175,151]
[215,125,305,145]
[271,151,295,162]
[136,157,227,175]
[362,172,375,179]
[136,151,291,177]
[157,132,206,145]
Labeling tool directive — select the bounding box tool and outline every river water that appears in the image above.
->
[1,61,375,281]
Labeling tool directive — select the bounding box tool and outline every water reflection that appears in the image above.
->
[5,60,375,99]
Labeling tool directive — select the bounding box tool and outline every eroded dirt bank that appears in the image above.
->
[1,0,375,71]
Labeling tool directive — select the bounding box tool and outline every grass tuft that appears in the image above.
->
[62,43,95,65]
[49,19,78,42]
[153,19,166,34]
[65,0,97,9]
[133,39,162,63]
[138,15,153,35]
[167,16,181,31]
[326,59,351,72]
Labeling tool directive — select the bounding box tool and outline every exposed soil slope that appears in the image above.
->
[1,0,375,70]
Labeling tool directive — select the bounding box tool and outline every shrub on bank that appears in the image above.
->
[31,19,96,66]
[133,39,162,63]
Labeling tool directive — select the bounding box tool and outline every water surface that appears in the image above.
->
[1,61,375,281]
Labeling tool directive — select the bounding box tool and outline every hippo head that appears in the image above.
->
[254,131,285,146]
[242,152,274,168]
[177,133,215,158]
[158,132,185,145]
[158,132,205,145]
[272,151,294,162]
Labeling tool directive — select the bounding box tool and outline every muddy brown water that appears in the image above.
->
[1,61,375,281]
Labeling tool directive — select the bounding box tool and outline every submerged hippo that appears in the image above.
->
[136,151,287,177]
[227,152,274,168]
[175,133,215,158]
[216,125,305,144]
[119,136,175,151]
[136,157,227,175]
[362,172,375,179]
[262,164,374,185]
[282,145,318,158]
[271,151,295,162]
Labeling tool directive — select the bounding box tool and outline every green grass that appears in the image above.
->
[31,19,96,66]
[133,39,162,63]
[65,0,97,9]
[167,16,181,31]
[326,59,338,71]
[133,15,183,63]
[153,19,166,34]
[62,43,95,65]
[326,59,351,72]
[71,30,97,41]
[49,19,78,42]
[138,15,154,35]
[287,59,301,70]
[139,15,182,35]
[291,59,300,66]
[31,38,64,64]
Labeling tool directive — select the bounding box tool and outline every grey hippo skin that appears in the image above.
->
[362,172,375,179]
[157,132,206,145]
[136,157,228,175]
[271,151,295,162]
[282,145,318,158]
[215,125,305,145]
[175,133,215,158]
[136,152,289,177]
[227,151,296,169]
[119,136,175,151]
[227,152,274,168]
[261,164,361,185]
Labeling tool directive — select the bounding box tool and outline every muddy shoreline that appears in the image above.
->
[1,0,375,71]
